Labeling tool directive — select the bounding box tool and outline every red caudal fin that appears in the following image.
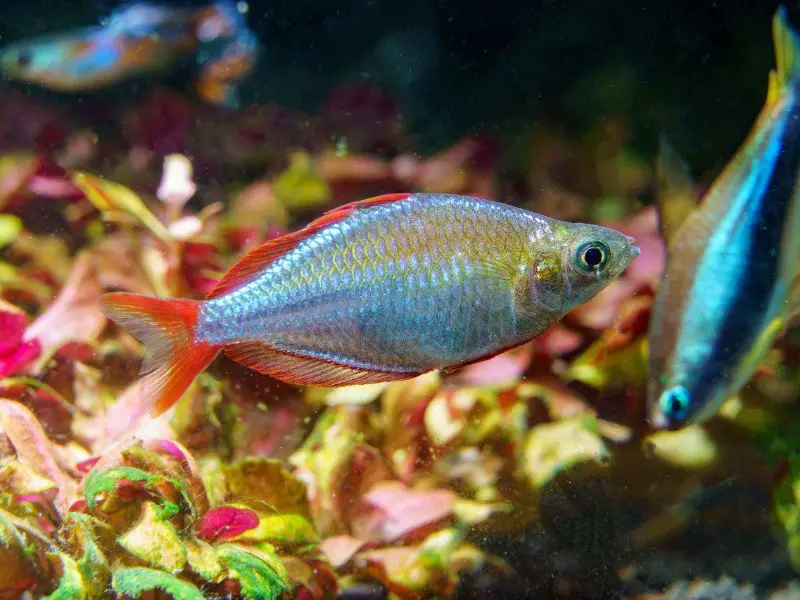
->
[102,292,219,416]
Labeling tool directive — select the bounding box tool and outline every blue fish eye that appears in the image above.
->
[659,386,691,421]
[15,49,32,69]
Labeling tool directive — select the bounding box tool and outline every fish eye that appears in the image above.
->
[15,50,32,69]
[658,385,691,421]
[574,240,609,273]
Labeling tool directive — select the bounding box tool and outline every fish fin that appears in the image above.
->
[102,292,219,416]
[736,315,785,383]
[655,135,697,243]
[773,7,800,92]
[785,273,800,327]
[207,193,413,298]
[224,341,419,387]
[767,70,781,106]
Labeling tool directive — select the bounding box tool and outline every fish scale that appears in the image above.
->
[102,192,638,416]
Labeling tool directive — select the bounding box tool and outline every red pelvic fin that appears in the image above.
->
[207,193,414,299]
[224,340,418,387]
[102,292,219,416]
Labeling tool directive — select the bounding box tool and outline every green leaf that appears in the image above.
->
[83,465,193,517]
[0,214,22,249]
[0,153,38,210]
[273,152,330,211]
[773,453,800,572]
[184,537,223,580]
[0,510,42,593]
[222,457,311,520]
[118,501,187,572]
[523,417,608,489]
[112,567,204,600]
[59,513,111,598]
[71,171,173,243]
[645,425,718,469]
[239,513,319,545]
[216,543,289,600]
[42,552,85,600]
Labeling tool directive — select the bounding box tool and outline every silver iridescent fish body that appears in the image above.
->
[648,8,800,429]
[102,193,639,416]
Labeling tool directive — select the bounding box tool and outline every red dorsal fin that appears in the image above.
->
[224,340,419,386]
[207,192,413,299]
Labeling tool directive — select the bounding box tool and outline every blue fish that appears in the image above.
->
[648,7,800,429]
[0,1,257,106]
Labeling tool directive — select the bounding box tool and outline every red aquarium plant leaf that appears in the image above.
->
[179,241,222,298]
[25,253,106,360]
[0,300,41,377]
[0,399,80,516]
[357,481,457,544]
[125,89,191,155]
[196,505,259,542]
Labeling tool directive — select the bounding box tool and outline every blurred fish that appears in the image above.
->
[648,7,800,429]
[0,0,257,106]
[102,193,639,416]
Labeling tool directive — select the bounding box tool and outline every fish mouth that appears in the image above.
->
[624,235,640,260]
[648,410,672,430]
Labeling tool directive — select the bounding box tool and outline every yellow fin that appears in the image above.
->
[786,273,800,327]
[772,7,800,91]
[767,70,780,106]
[737,316,785,381]
[655,136,697,244]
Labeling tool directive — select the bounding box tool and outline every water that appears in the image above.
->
[0,1,798,599]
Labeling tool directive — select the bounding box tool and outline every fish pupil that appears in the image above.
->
[583,247,604,267]
[660,386,691,420]
[15,50,32,69]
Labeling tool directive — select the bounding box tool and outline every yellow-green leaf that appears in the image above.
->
[645,425,718,469]
[112,567,204,600]
[0,214,22,249]
[273,152,330,211]
[118,501,187,572]
[223,457,311,520]
[42,552,86,600]
[239,513,319,545]
[216,543,289,600]
[524,417,608,489]
[71,171,172,243]
[184,536,223,580]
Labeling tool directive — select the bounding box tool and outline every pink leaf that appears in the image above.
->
[0,308,26,355]
[95,382,175,453]
[196,506,260,541]
[0,339,41,377]
[0,399,79,516]
[360,481,456,543]
[25,253,106,357]
[319,535,366,568]
[454,342,534,386]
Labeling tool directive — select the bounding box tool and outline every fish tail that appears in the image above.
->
[102,292,219,417]
[772,7,800,94]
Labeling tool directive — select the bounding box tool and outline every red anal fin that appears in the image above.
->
[224,340,419,387]
[207,193,413,299]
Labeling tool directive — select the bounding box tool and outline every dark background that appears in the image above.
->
[0,0,789,169]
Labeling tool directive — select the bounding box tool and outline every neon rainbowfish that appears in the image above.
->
[648,7,800,429]
[0,1,257,106]
[102,193,639,416]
